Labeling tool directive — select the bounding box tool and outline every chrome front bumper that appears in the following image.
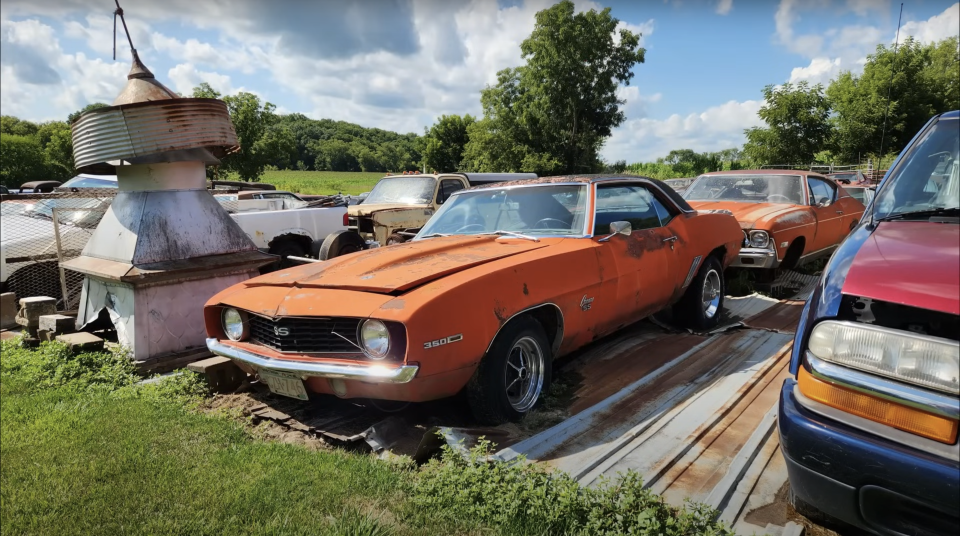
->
[731,247,778,269]
[206,338,419,384]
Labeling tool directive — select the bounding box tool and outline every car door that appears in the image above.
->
[807,176,845,252]
[592,183,678,333]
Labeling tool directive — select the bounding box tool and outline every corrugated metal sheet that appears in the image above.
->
[72,99,238,169]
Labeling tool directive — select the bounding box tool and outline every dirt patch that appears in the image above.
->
[744,480,790,527]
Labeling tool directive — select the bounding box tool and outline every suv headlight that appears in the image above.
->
[809,320,960,395]
[221,307,249,341]
[360,319,390,359]
[748,230,770,249]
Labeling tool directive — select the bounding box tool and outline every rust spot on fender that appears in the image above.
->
[494,300,508,325]
[523,283,529,295]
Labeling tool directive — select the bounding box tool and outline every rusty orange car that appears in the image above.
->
[683,170,866,276]
[204,176,743,424]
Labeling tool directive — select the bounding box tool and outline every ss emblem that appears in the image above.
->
[274,326,290,336]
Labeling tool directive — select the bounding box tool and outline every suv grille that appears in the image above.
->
[249,315,363,354]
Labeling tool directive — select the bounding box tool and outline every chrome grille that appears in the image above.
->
[249,316,362,354]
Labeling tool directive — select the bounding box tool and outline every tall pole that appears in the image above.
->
[878,3,904,164]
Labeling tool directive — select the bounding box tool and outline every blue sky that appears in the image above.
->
[1,0,957,162]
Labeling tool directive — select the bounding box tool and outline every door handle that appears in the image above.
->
[836,210,844,214]
[662,236,678,243]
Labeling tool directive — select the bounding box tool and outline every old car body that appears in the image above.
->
[662,177,696,194]
[317,172,536,260]
[205,176,743,424]
[779,111,960,535]
[683,170,866,272]
[828,172,876,206]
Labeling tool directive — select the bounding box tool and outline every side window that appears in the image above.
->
[807,178,836,206]
[437,179,465,204]
[594,184,663,234]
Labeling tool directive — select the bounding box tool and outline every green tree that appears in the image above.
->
[828,36,960,162]
[422,114,475,172]
[463,1,645,175]
[190,82,221,99]
[37,121,75,180]
[67,103,110,124]
[193,85,280,182]
[0,134,48,188]
[742,81,832,166]
[256,125,298,170]
[0,116,39,137]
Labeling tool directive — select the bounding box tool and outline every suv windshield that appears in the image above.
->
[364,177,436,205]
[874,116,959,220]
[417,184,588,237]
[684,174,804,205]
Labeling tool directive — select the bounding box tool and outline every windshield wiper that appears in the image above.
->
[479,230,540,242]
[418,232,450,239]
[877,207,960,222]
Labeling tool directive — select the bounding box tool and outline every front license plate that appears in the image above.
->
[259,369,309,400]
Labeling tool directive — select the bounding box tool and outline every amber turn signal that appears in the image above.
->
[798,367,959,444]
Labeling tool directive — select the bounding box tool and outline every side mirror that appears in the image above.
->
[598,221,632,242]
[816,198,830,208]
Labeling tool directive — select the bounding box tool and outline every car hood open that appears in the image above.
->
[688,201,801,229]
[247,234,554,294]
[843,221,959,315]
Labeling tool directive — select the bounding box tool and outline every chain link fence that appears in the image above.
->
[1,191,114,311]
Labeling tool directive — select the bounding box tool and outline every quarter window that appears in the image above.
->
[438,179,465,204]
[807,177,836,206]
[594,184,670,234]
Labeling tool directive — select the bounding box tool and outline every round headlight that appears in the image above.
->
[360,319,390,359]
[221,308,247,341]
[748,231,770,248]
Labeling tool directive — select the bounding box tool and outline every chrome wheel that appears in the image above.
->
[701,269,721,319]
[503,336,545,412]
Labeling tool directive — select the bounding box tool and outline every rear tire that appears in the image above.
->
[672,255,725,331]
[467,316,552,425]
[318,230,365,261]
[386,233,406,246]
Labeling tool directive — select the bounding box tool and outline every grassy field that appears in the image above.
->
[1,339,735,536]
[247,170,386,196]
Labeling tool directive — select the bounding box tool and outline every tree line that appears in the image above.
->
[2,1,956,188]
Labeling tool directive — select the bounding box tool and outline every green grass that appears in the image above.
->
[228,170,387,196]
[1,339,735,536]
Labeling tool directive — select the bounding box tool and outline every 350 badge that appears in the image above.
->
[423,334,463,349]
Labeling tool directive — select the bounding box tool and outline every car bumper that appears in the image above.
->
[206,338,419,384]
[731,247,778,269]
[778,378,960,535]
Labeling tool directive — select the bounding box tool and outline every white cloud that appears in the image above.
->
[167,63,235,96]
[716,0,733,16]
[900,3,959,44]
[789,57,842,85]
[774,0,828,57]
[603,99,765,162]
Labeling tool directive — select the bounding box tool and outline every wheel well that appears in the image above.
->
[782,238,805,269]
[507,304,564,358]
[708,245,726,263]
[268,233,312,254]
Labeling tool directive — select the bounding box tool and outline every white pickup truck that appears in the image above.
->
[0,174,348,305]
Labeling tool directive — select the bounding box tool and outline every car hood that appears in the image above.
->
[687,201,799,229]
[247,234,555,294]
[348,203,431,217]
[0,213,52,245]
[843,221,959,315]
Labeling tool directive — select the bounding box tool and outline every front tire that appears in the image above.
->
[673,255,725,331]
[467,316,552,425]
[268,240,308,270]
[318,230,365,261]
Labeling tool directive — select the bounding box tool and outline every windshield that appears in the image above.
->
[684,174,804,205]
[60,176,117,188]
[417,184,588,237]
[874,116,959,220]
[830,173,858,182]
[20,197,111,228]
[364,177,436,205]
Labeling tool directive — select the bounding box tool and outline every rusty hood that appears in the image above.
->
[348,203,431,217]
[688,201,802,229]
[248,235,553,293]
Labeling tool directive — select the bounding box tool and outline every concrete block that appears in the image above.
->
[39,314,77,335]
[37,329,58,342]
[15,296,57,329]
[56,332,105,353]
[0,292,17,329]
[186,356,248,392]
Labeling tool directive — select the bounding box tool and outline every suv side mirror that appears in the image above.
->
[598,221,632,242]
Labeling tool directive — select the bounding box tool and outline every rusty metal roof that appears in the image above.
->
[112,51,179,105]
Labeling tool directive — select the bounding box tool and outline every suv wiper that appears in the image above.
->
[877,207,960,222]
[480,230,540,242]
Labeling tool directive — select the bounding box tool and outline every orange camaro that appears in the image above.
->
[204,176,743,424]
[683,170,866,275]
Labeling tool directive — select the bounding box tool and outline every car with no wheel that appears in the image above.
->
[204,176,743,424]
